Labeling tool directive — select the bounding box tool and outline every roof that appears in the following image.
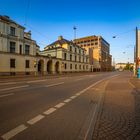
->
[48,38,71,46]
[0,15,25,29]
[45,37,86,50]
[74,35,97,41]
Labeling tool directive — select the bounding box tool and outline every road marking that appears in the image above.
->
[0,82,17,86]
[75,78,84,81]
[43,107,56,115]
[74,74,120,97]
[0,93,14,98]
[55,102,65,108]
[27,79,47,83]
[70,95,77,99]
[45,82,64,88]
[64,99,72,103]
[27,115,45,125]
[84,105,97,140]
[0,85,29,92]
[76,92,82,96]
[128,81,135,88]
[1,124,27,140]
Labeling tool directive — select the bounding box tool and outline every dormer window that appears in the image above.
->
[10,27,16,36]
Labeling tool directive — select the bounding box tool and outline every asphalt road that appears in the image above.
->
[0,72,120,140]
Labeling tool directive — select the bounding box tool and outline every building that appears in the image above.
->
[0,15,40,76]
[0,16,90,76]
[74,35,112,71]
[40,36,90,73]
[115,63,134,70]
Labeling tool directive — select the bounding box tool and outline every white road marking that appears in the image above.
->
[74,74,120,97]
[128,81,135,88]
[64,99,72,103]
[1,124,27,140]
[27,114,45,125]
[75,78,84,81]
[84,105,97,140]
[76,92,82,96]
[0,85,29,92]
[0,82,17,86]
[43,107,56,115]
[27,79,47,83]
[55,102,65,108]
[45,82,64,88]
[70,95,77,99]
[0,93,14,98]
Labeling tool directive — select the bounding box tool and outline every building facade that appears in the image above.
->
[40,36,90,73]
[0,16,90,76]
[74,35,112,71]
[0,15,40,76]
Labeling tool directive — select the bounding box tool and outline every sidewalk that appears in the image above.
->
[92,72,140,140]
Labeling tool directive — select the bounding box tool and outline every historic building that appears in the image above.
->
[40,36,90,73]
[0,16,90,76]
[74,35,112,71]
[0,15,40,76]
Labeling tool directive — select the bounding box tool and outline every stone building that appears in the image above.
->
[40,36,90,73]
[74,35,112,71]
[0,16,90,76]
[0,15,40,76]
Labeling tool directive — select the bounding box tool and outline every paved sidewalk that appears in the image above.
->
[92,72,140,140]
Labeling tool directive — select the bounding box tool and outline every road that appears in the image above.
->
[1,71,139,140]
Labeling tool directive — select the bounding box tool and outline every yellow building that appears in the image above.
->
[74,35,112,71]
[40,36,90,73]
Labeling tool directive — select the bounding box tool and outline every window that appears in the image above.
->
[64,63,67,69]
[25,45,30,55]
[70,64,72,69]
[70,54,72,61]
[75,56,77,62]
[64,53,67,60]
[70,46,72,52]
[75,48,77,53]
[19,45,22,54]
[25,60,30,68]
[79,56,81,62]
[75,64,77,69]
[83,65,85,70]
[79,65,81,69]
[10,42,16,53]
[10,59,15,68]
[10,27,16,36]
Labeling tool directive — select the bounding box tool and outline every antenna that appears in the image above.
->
[73,26,77,40]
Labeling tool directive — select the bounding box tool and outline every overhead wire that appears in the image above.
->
[112,28,135,38]
[23,0,49,47]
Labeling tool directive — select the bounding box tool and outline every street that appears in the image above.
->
[0,72,140,140]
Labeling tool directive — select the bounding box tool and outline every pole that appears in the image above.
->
[135,27,138,76]
[73,26,77,40]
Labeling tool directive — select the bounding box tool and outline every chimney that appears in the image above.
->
[58,36,63,40]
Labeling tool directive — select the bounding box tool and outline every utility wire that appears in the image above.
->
[112,28,135,38]
[26,24,48,40]
[24,0,30,26]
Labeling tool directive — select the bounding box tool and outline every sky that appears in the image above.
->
[0,0,140,63]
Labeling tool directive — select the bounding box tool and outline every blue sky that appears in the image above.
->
[0,0,140,63]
